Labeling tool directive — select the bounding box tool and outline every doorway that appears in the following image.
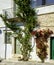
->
[14,37,21,54]
[50,37,54,59]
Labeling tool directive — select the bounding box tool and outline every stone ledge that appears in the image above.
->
[0,61,54,65]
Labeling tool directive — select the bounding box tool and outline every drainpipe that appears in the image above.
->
[13,1,16,17]
[5,27,7,59]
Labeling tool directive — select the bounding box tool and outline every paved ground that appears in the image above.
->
[0,60,54,65]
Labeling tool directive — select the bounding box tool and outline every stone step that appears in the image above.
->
[0,61,54,65]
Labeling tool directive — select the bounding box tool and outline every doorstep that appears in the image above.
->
[49,60,54,63]
[1,60,54,65]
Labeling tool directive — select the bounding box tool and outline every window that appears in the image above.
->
[36,0,42,6]
[42,0,46,5]
[5,32,12,44]
[0,30,2,34]
[46,0,54,5]
[31,0,46,7]
[30,0,37,8]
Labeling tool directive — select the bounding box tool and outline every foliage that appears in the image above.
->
[31,29,53,62]
[0,0,38,61]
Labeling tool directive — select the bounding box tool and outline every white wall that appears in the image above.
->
[0,28,12,59]
[0,28,5,58]
[31,37,50,62]
[0,0,12,13]
[36,5,54,15]
[0,0,12,27]
[6,44,12,59]
[0,0,54,60]
[0,0,12,59]
[31,37,41,62]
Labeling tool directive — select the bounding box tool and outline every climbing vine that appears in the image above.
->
[0,0,38,61]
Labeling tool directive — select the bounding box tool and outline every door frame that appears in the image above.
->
[50,37,54,59]
[14,37,21,54]
[12,37,22,58]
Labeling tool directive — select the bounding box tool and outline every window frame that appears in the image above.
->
[5,32,12,44]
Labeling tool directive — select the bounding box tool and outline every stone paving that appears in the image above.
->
[0,60,54,65]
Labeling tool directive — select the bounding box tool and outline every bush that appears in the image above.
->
[31,29,53,62]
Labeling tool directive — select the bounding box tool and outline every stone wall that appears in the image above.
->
[37,13,54,61]
[38,13,54,32]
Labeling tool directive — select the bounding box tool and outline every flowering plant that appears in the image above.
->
[31,29,53,62]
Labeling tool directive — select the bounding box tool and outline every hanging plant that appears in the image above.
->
[31,29,53,63]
